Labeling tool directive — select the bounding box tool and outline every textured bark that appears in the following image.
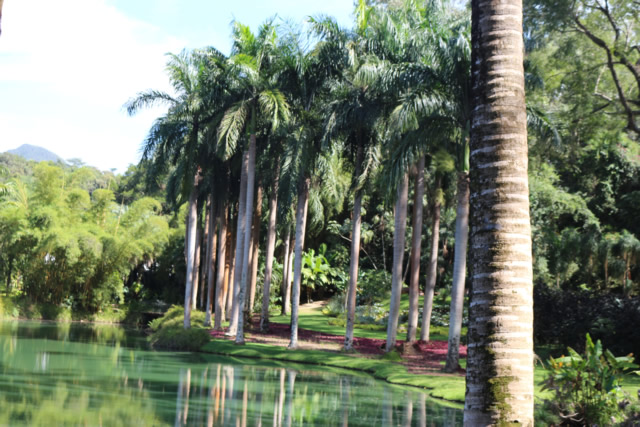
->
[204,196,219,327]
[228,150,248,336]
[214,202,229,330]
[183,177,200,329]
[445,172,470,372]
[261,166,280,331]
[281,227,292,315]
[464,0,534,423]
[386,172,409,352]
[236,135,256,344]
[420,175,442,341]
[247,184,262,315]
[344,143,364,351]
[406,156,425,343]
[289,176,310,349]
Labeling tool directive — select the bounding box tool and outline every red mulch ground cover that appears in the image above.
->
[209,319,467,376]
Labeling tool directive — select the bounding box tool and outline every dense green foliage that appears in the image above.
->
[148,305,211,350]
[540,334,639,425]
[0,155,183,313]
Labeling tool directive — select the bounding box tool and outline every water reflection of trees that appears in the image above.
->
[0,321,462,425]
[175,364,462,426]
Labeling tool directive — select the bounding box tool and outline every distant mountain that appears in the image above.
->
[6,144,64,163]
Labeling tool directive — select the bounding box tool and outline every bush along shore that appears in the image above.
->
[0,294,163,325]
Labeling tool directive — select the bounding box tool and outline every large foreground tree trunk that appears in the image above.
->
[385,172,409,352]
[406,156,425,343]
[228,150,249,336]
[420,176,442,341]
[464,0,533,423]
[281,226,292,316]
[344,143,364,351]
[288,176,310,349]
[204,196,219,326]
[236,135,256,344]
[445,172,469,372]
[260,165,280,331]
[214,202,229,330]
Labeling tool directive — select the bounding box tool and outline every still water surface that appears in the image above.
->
[0,320,462,426]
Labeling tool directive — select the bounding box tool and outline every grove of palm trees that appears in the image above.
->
[2,0,640,424]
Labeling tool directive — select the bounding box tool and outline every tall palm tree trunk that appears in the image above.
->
[228,151,249,336]
[261,165,280,331]
[225,217,235,321]
[420,176,442,341]
[236,135,256,344]
[286,240,294,313]
[289,176,311,349]
[201,198,212,310]
[407,156,425,343]
[248,184,262,316]
[444,172,469,372]
[464,0,533,422]
[345,143,364,351]
[191,216,202,310]
[184,175,200,329]
[205,196,219,326]
[281,226,292,315]
[386,172,409,352]
[214,202,229,330]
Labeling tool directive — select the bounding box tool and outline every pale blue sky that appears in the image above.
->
[0,0,354,172]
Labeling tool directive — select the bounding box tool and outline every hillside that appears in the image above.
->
[6,144,64,163]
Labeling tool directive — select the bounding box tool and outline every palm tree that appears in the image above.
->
[386,171,409,352]
[260,156,281,331]
[126,48,229,329]
[420,151,454,341]
[213,200,229,329]
[406,155,425,342]
[355,1,452,344]
[217,20,290,342]
[275,18,342,349]
[313,2,396,351]
[464,0,534,422]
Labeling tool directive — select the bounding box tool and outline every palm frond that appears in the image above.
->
[217,100,249,160]
[124,90,177,116]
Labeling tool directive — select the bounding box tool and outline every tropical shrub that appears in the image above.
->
[541,334,638,425]
[357,269,391,305]
[148,305,209,351]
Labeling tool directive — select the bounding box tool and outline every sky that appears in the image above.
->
[0,0,354,172]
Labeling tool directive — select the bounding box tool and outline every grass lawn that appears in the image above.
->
[268,293,465,342]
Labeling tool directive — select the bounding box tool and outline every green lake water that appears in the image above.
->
[0,320,462,426]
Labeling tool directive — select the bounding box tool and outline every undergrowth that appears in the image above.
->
[148,305,210,351]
